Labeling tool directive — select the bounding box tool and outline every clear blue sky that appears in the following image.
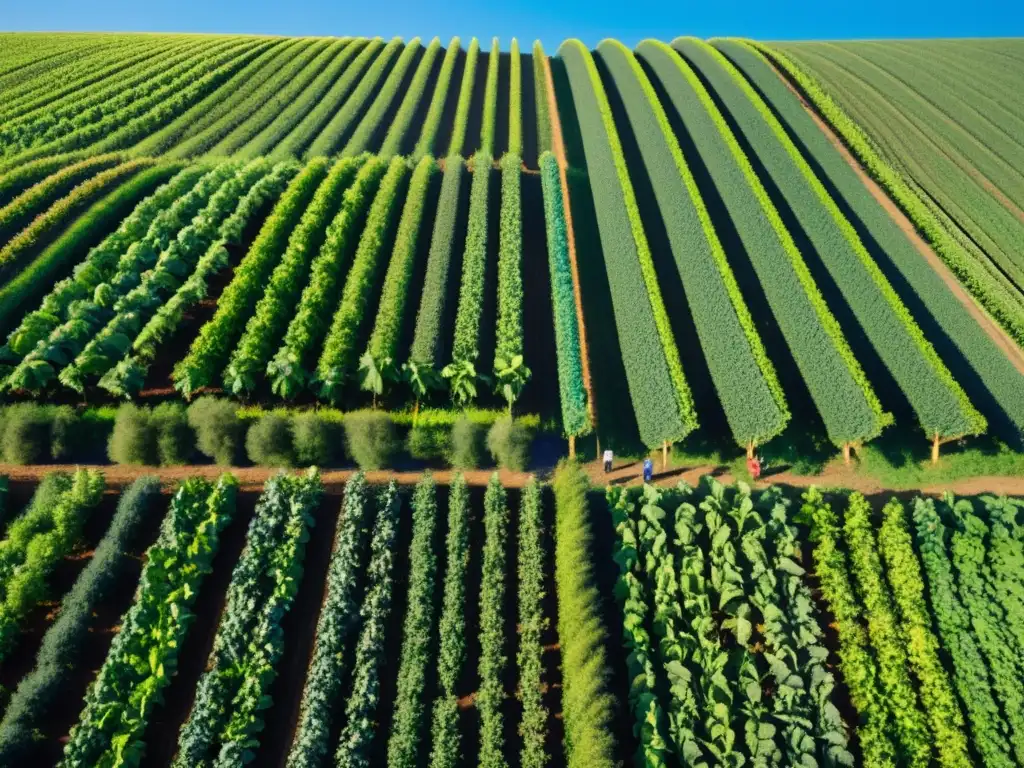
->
[4,0,1022,51]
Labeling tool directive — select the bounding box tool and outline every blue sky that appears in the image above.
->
[4,0,1022,50]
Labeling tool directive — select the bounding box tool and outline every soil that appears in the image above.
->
[762,56,1024,377]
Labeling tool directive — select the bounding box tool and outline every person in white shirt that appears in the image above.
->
[603,449,613,474]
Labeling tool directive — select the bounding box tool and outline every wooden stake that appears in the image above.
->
[843,443,851,463]
[568,435,576,460]
[662,440,669,471]
[595,433,601,462]
[746,442,754,460]
[931,432,940,464]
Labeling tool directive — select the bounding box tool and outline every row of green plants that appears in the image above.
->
[61,474,238,768]
[558,39,696,449]
[635,39,889,448]
[306,37,404,157]
[341,38,424,157]
[447,38,481,157]
[478,474,510,767]
[508,39,523,155]
[493,154,530,407]
[0,476,161,764]
[173,158,327,396]
[411,37,462,160]
[533,41,552,154]
[0,469,104,662]
[680,37,985,442]
[378,37,444,157]
[480,37,501,155]
[173,469,322,767]
[753,42,1024,348]
[517,478,548,768]
[720,39,1024,442]
[267,155,389,398]
[597,39,789,449]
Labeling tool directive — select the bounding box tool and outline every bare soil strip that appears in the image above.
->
[764,56,1024,376]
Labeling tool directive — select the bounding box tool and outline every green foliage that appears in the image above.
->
[408,157,463,380]
[0,476,160,764]
[343,409,400,470]
[508,39,523,155]
[224,156,363,395]
[268,155,386,399]
[406,422,451,461]
[152,401,194,465]
[246,413,296,467]
[62,475,238,768]
[1,403,50,464]
[342,38,424,156]
[306,37,404,157]
[597,40,788,446]
[636,39,888,446]
[173,158,329,398]
[317,156,409,401]
[287,473,372,768]
[538,152,589,437]
[680,38,984,440]
[486,415,531,471]
[558,40,695,447]
[187,396,245,466]
[387,476,440,767]
[494,154,530,407]
[478,474,509,768]
[429,474,470,768]
[517,479,547,768]
[447,38,480,157]
[335,481,401,767]
[412,37,461,160]
[449,414,485,468]
[532,41,553,155]
[292,411,342,466]
[108,402,158,465]
[173,469,321,767]
[362,155,437,395]
[0,469,104,663]
[480,38,500,154]
[379,37,443,157]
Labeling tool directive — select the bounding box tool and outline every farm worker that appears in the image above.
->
[747,454,762,480]
[643,458,654,483]
[603,449,613,474]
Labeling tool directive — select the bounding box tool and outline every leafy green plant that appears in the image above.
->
[493,154,530,409]
[343,409,400,470]
[292,410,342,466]
[478,474,510,768]
[412,38,461,160]
[187,396,246,466]
[379,37,443,157]
[449,414,485,469]
[486,415,531,471]
[246,413,295,467]
[517,478,547,768]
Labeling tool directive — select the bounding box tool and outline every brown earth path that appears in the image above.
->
[762,55,1024,377]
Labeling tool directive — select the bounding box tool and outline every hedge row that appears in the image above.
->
[0,476,160,764]
[725,40,1024,441]
[0,151,93,209]
[446,38,480,157]
[538,152,590,437]
[380,37,444,157]
[343,38,425,157]
[173,158,328,397]
[412,37,461,160]
[558,39,695,447]
[306,37,404,157]
[408,157,464,382]
[517,478,547,768]
[222,156,363,395]
[597,40,788,447]
[480,37,501,155]
[494,153,529,407]
[636,39,888,447]
[362,155,438,393]
[166,38,317,158]
[681,38,985,440]
[316,155,410,401]
[533,41,553,155]
[267,156,388,399]
[508,39,522,156]
[444,152,491,405]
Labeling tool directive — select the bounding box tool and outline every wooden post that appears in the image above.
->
[931,432,940,464]
[662,440,669,471]
[568,435,576,460]
[746,442,754,460]
[595,433,601,462]
[843,443,851,463]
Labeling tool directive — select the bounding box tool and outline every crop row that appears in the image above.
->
[378,38,444,157]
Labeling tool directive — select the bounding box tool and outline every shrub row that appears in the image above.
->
[558,40,696,447]
[361,155,437,394]
[532,41,552,155]
[334,481,401,765]
[173,469,321,767]
[379,37,444,157]
[597,40,789,447]
[480,37,501,154]
[316,156,410,401]
[494,154,529,408]
[0,152,92,210]
[429,474,470,768]
[267,155,388,399]
[446,38,480,157]
[0,476,161,764]
[287,472,373,768]
[508,39,522,156]
[517,478,547,768]
[538,152,590,437]
[636,39,889,447]
[682,38,984,440]
[444,152,491,405]
[271,38,382,160]
[222,156,363,395]
[412,37,461,160]
[0,469,104,662]
[173,158,328,397]
[478,474,510,767]
[306,37,404,157]
[62,475,238,768]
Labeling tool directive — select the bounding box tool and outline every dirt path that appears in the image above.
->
[763,57,1024,377]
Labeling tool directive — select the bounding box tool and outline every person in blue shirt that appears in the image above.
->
[643,457,654,483]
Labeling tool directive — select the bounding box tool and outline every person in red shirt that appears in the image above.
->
[747,454,762,480]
